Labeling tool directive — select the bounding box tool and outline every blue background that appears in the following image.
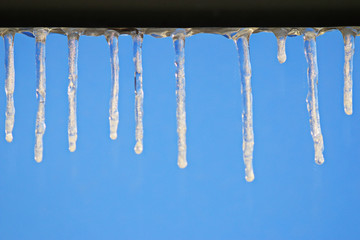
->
[0,30,359,239]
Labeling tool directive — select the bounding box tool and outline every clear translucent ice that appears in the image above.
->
[34,29,48,163]
[304,31,325,165]
[133,32,144,154]
[173,30,187,168]
[67,31,79,152]
[106,31,120,140]
[4,32,15,142]
[342,28,355,115]
[235,33,255,182]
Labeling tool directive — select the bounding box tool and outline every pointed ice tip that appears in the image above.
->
[110,133,117,140]
[178,161,188,169]
[134,142,143,154]
[5,133,13,142]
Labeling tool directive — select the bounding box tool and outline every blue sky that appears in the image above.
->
[0,30,359,239]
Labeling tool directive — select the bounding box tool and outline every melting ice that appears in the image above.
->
[2,27,356,180]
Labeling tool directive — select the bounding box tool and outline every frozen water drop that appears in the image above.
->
[110,132,117,140]
[5,133,13,143]
[134,141,143,154]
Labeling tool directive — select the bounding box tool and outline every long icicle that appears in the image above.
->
[4,31,15,142]
[304,30,325,165]
[172,29,187,168]
[34,28,49,163]
[234,30,255,182]
[106,31,120,140]
[133,31,144,154]
[67,30,80,152]
[342,28,355,115]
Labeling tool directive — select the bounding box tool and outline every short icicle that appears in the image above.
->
[4,31,15,142]
[304,30,325,165]
[342,28,355,115]
[172,29,187,168]
[273,29,288,64]
[34,28,49,163]
[66,30,80,152]
[234,29,255,182]
[133,31,144,154]
[276,36,287,64]
[106,30,120,140]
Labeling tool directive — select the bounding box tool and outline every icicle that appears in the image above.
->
[4,31,15,142]
[304,30,325,165]
[66,30,80,152]
[106,31,120,140]
[273,29,288,64]
[342,28,355,115]
[133,31,144,154]
[172,29,187,168]
[276,36,287,64]
[234,30,255,182]
[33,28,49,163]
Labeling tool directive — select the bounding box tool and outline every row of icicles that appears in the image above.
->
[1,28,356,182]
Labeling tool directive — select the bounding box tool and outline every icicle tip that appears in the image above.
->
[5,133,13,142]
[69,143,76,152]
[245,175,254,182]
[134,141,143,154]
[178,161,188,169]
[110,132,117,140]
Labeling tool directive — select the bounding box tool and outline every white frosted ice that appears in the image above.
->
[342,28,355,115]
[234,30,255,182]
[277,36,287,64]
[106,31,120,140]
[67,31,80,152]
[133,32,144,154]
[304,30,325,165]
[172,29,187,168]
[34,28,49,163]
[4,31,15,142]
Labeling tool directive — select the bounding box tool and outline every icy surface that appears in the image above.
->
[106,31,120,140]
[304,30,325,165]
[4,32,15,142]
[173,29,187,169]
[234,30,255,182]
[342,28,355,115]
[34,28,48,163]
[133,32,144,154]
[67,31,80,152]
